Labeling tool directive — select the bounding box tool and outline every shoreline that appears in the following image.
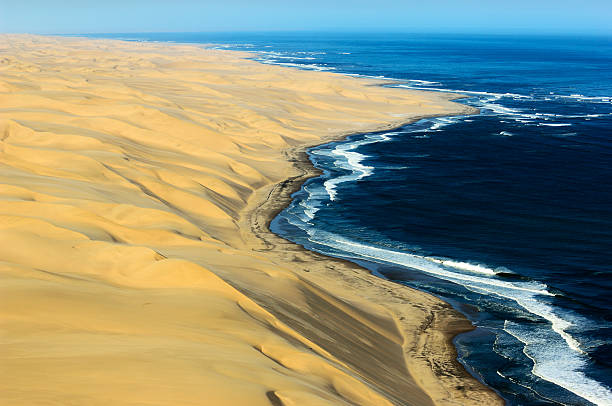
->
[0,34,503,405]
[243,111,506,405]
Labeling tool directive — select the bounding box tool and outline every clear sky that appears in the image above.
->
[1,0,611,35]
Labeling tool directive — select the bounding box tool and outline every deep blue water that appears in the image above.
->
[84,33,612,405]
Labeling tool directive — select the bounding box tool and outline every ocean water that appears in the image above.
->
[85,33,612,405]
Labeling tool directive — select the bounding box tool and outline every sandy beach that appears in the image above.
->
[0,34,502,405]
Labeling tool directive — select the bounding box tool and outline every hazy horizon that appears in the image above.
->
[1,1,611,36]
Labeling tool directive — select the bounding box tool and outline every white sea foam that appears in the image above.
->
[273,55,317,60]
[397,84,611,105]
[476,97,540,120]
[323,149,373,200]
[396,85,530,99]
[260,61,336,71]
[298,186,322,220]
[473,97,608,125]
[394,84,611,127]
[210,43,256,49]
[429,117,460,131]
[406,79,442,86]
[505,321,612,406]
[557,94,612,103]
[321,132,394,200]
[425,258,499,275]
[307,232,553,295]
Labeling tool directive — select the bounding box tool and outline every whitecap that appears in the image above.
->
[273,55,317,61]
[555,94,612,103]
[425,258,499,275]
[505,321,612,406]
[395,85,530,99]
[305,230,553,296]
[428,117,460,131]
[406,79,442,86]
[260,61,336,71]
[322,132,394,200]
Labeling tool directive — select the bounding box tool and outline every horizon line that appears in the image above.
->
[7,30,612,38]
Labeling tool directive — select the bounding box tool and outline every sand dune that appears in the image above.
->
[0,35,501,405]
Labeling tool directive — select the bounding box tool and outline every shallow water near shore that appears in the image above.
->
[86,32,612,405]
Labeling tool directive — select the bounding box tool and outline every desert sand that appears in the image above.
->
[0,34,502,405]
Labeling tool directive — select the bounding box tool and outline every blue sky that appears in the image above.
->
[1,0,611,35]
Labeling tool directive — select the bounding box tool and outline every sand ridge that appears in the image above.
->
[0,34,502,405]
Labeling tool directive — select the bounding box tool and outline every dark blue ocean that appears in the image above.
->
[85,32,612,405]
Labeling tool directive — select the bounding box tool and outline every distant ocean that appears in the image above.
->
[85,32,612,406]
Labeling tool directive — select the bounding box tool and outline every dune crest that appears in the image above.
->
[0,35,501,405]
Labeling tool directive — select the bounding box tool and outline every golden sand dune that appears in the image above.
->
[0,35,502,405]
